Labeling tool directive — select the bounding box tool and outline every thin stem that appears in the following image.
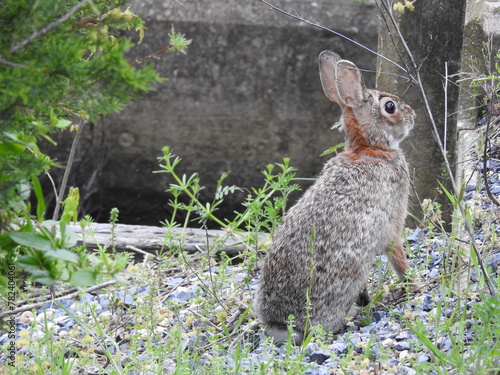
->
[52,119,85,221]
[444,61,449,152]
[377,0,496,297]
[257,0,412,78]
[129,43,183,67]
[483,112,500,207]
[9,0,90,54]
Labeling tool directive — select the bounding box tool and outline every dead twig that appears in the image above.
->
[257,0,412,80]
[377,0,497,297]
[9,0,90,55]
[482,113,500,207]
[129,43,186,67]
[0,279,117,319]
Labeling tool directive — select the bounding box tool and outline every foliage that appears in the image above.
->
[155,146,301,236]
[0,0,190,290]
[0,0,189,227]
[1,199,130,289]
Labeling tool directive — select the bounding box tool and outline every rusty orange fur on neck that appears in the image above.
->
[341,108,396,161]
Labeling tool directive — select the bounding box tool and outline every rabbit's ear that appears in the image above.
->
[319,51,343,104]
[335,60,368,107]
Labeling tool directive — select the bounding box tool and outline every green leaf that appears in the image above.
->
[320,143,345,157]
[113,273,128,284]
[60,223,78,248]
[114,255,130,272]
[10,232,53,251]
[0,142,24,155]
[406,321,456,365]
[0,233,16,250]
[45,249,79,263]
[34,277,57,286]
[437,180,457,206]
[55,119,72,129]
[70,269,96,287]
[31,175,46,221]
[17,256,56,285]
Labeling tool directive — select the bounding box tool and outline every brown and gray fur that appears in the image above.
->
[253,51,417,345]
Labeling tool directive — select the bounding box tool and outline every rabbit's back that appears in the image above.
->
[254,151,409,335]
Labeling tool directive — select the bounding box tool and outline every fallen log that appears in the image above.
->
[68,223,270,258]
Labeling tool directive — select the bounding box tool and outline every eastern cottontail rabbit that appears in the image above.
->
[253,51,417,345]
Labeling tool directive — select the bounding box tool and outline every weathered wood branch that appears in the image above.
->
[68,223,270,258]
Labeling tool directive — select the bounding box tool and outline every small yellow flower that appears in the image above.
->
[405,0,416,11]
[403,310,416,321]
[393,2,405,13]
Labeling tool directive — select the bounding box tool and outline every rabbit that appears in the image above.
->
[253,50,417,345]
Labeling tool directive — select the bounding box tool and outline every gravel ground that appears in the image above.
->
[1,135,499,374]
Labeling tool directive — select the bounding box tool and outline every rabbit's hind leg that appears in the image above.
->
[356,287,370,307]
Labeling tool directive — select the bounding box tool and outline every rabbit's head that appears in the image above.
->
[319,51,415,157]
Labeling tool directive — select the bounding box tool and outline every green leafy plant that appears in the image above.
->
[0,0,190,290]
[0,0,190,227]
[155,145,301,236]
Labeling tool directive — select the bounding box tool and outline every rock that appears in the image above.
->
[0,334,8,345]
[308,351,331,365]
[487,253,500,274]
[395,331,411,341]
[397,366,417,375]
[421,295,436,312]
[394,341,410,351]
[428,268,439,278]
[19,311,33,324]
[53,315,72,326]
[436,337,452,350]
[382,338,394,348]
[166,286,205,302]
[416,354,431,363]
[406,228,425,243]
[59,330,69,338]
[372,311,387,322]
[329,342,348,355]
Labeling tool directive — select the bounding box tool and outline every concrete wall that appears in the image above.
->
[456,0,500,187]
[47,0,379,224]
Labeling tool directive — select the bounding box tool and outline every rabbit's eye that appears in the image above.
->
[384,101,396,114]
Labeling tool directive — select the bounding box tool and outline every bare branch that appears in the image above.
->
[257,0,412,79]
[444,62,449,152]
[0,55,31,69]
[129,43,185,67]
[9,0,90,55]
[377,0,497,297]
[483,114,500,207]
[0,279,117,319]
[52,118,86,221]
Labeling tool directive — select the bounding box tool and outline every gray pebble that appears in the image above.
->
[428,268,439,278]
[416,354,431,363]
[394,341,410,351]
[329,342,348,355]
[436,337,452,350]
[308,351,330,365]
[397,366,417,375]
